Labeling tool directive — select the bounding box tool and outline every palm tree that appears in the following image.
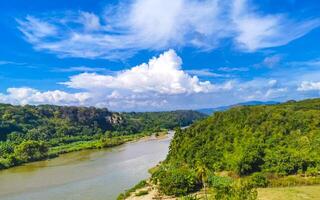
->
[195,160,208,200]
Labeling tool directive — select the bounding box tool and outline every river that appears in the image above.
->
[0,133,173,200]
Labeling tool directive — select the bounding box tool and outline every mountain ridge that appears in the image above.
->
[197,100,280,115]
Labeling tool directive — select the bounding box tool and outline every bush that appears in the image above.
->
[0,158,9,169]
[306,167,319,177]
[249,173,269,187]
[214,180,258,200]
[207,175,233,188]
[152,165,201,196]
[14,140,48,162]
[236,145,264,176]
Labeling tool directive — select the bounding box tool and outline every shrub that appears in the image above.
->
[152,165,201,196]
[249,173,269,187]
[306,167,319,177]
[207,175,233,188]
[214,180,258,200]
[14,140,48,162]
[236,145,264,176]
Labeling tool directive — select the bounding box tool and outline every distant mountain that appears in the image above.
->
[197,100,279,115]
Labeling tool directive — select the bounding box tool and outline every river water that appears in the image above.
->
[0,133,173,200]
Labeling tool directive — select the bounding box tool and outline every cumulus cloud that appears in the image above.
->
[0,49,310,111]
[0,87,90,106]
[0,50,237,110]
[298,81,320,91]
[16,0,319,59]
[62,50,215,94]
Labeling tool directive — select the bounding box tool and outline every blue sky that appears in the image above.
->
[0,0,320,111]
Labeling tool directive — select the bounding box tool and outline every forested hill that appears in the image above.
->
[149,98,320,197]
[0,104,205,142]
[166,98,320,176]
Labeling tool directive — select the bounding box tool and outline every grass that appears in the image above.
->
[258,185,320,200]
[135,190,149,196]
[266,175,320,187]
[48,133,148,156]
[117,180,148,200]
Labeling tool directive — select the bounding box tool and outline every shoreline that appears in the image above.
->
[0,131,171,171]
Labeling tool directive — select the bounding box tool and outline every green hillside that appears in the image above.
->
[151,98,320,198]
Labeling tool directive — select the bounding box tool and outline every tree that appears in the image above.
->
[14,140,48,162]
[195,160,209,200]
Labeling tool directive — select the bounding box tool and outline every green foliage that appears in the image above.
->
[268,175,320,187]
[166,98,320,176]
[236,144,264,175]
[152,165,201,196]
[135,190,149,196]
[249,173,269,188]
[117,180,147,200]
[207,175,233,188]
[14,140,48,162]
[306,167,319,177]
[214,180,257,200]
[115,110,206,134]
[0,103,204,169]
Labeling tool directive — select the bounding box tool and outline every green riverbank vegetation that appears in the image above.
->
[0,104,205,169]
[148,98,320,199]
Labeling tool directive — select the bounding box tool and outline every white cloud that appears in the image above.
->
[268,79,277,86]
[0,87,90,106]
[218,67,249,72]
[17,16,58,43]
[262,55,282,68]
[0,50,237,111]
[0,49,315,111]
[79,11,102,31]
[62,50,215,94]
[186,69,229,77]
[265,88,287,98]
[298,81,320,91]
[234,78,288,100]
[16,0,319,59]
[53,66,111,73]
[231,0,319,51]
[17,1,225,59]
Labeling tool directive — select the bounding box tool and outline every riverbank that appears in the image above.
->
[120,180,176,200]
[0,132,173,200]
[120,170,320,200]
[48,133,150,156]
[122,180,320,200]
[0,131,169,171]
